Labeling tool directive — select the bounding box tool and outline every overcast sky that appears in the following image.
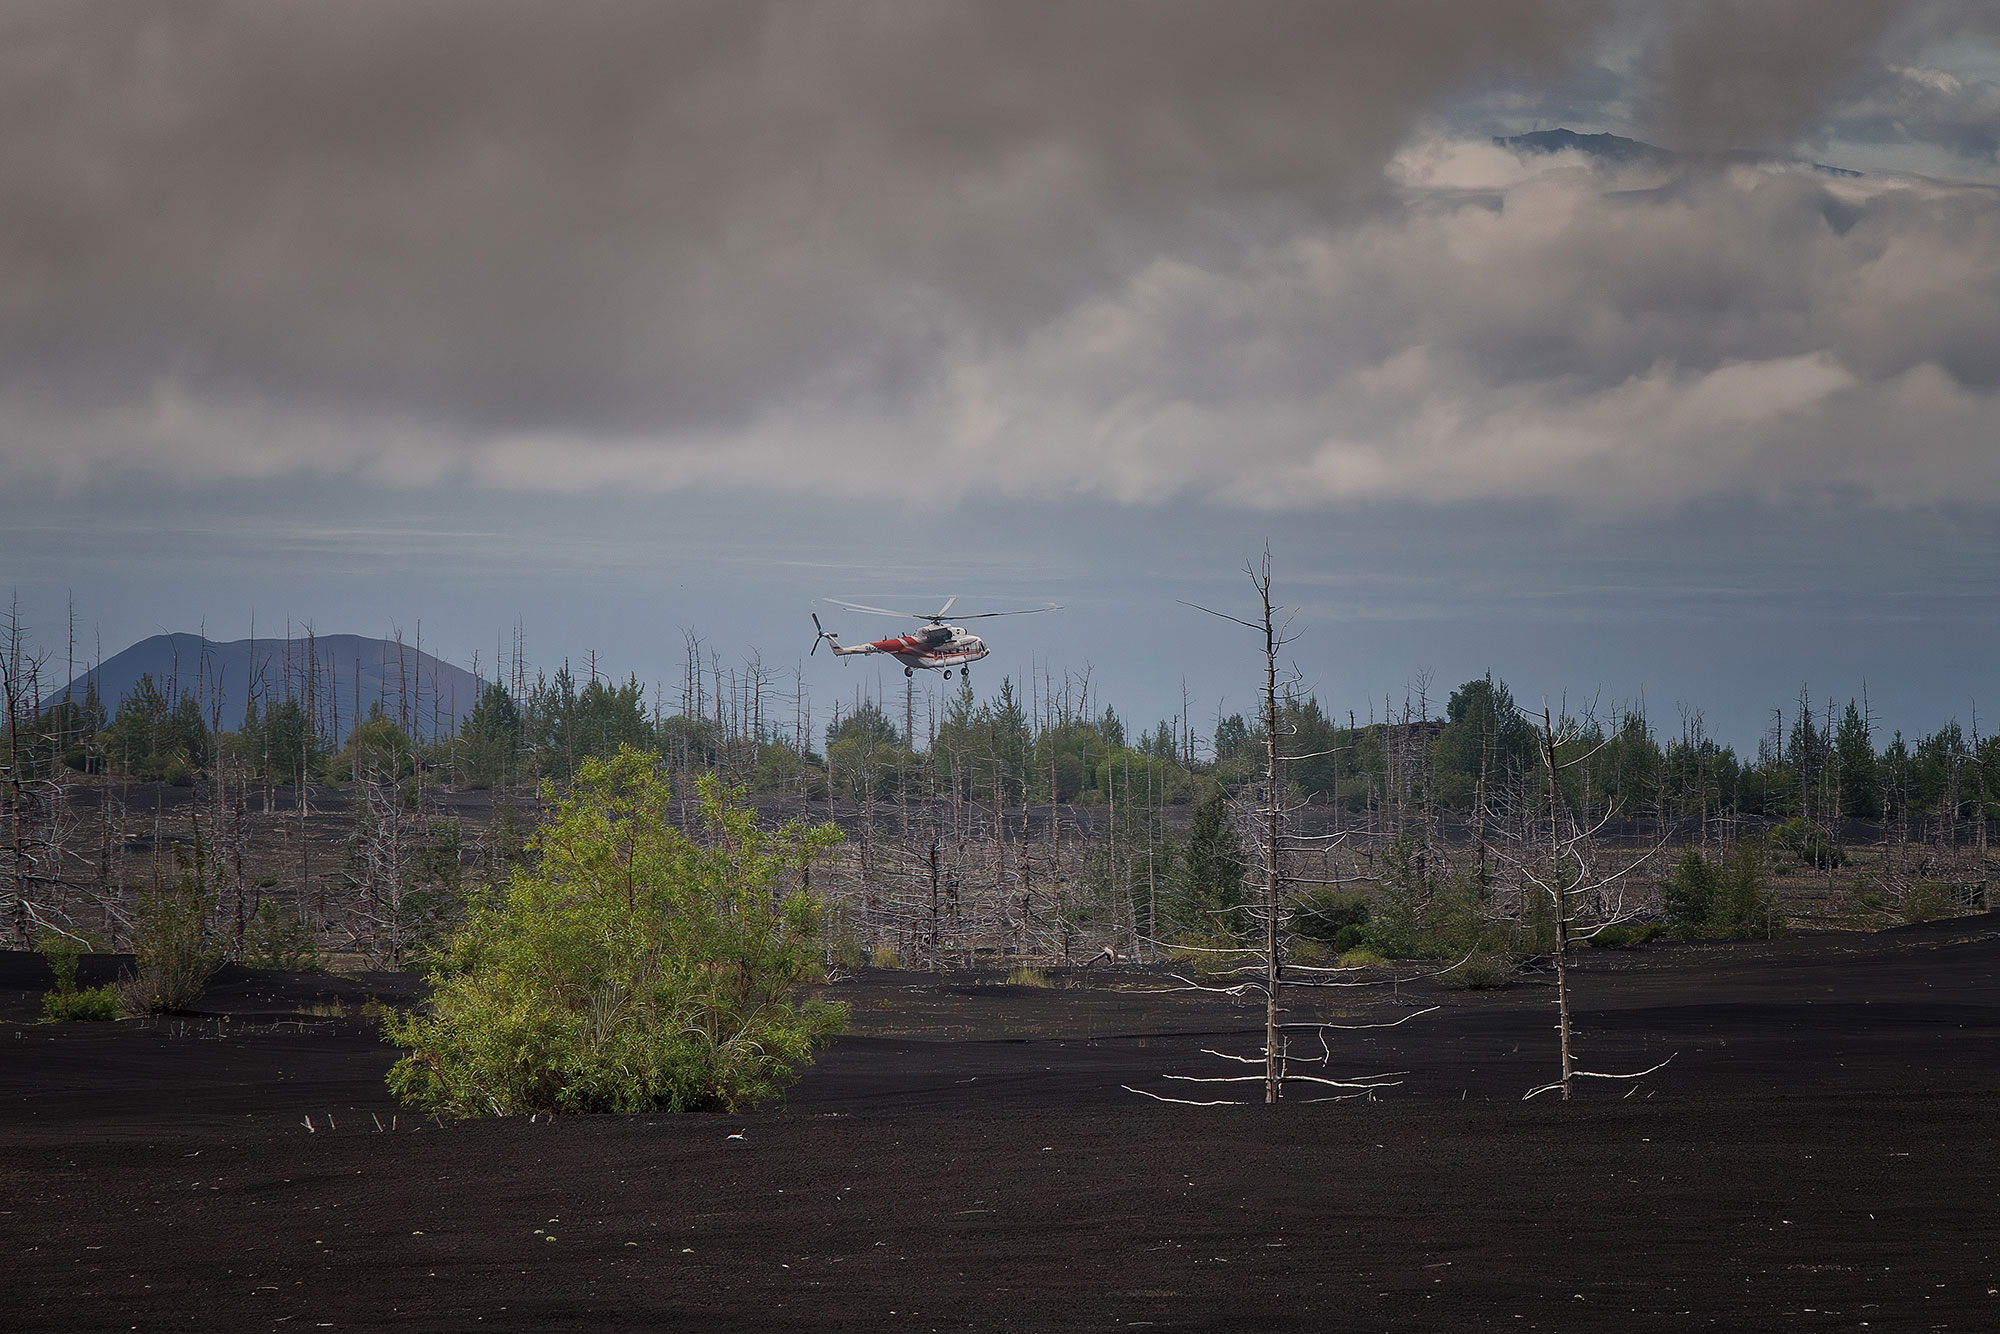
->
[4,1,1999,753]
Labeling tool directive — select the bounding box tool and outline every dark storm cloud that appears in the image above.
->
[1,0,1994,511]
[1644,0,1911,150]
[1639,0,2000,153]
[0,0,1605,439]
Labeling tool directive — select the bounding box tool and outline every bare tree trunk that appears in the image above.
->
[1257,561,1282,1105]
[1540,706,1575,1102]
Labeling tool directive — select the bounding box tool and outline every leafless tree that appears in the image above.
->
[1500,704,1674,1101]
[1123,551,1449,1106]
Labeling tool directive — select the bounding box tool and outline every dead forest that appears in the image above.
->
[3,602,1994,978]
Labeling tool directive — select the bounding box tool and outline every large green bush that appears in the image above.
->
[384,747,845,1117]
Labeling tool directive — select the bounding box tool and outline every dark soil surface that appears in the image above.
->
[4,920,1997,1332]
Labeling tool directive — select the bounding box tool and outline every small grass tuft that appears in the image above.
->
[1006,965,1053,988]
[1336,948,1388,969]
[870,945,901,970]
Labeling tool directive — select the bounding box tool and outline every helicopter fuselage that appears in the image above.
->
[813,597,1055,676]
[828,623,987,672]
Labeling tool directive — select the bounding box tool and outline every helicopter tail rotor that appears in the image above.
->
[811,611,835,656]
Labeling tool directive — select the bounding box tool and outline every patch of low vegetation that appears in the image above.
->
[822,903,867,972]
[1770,818,1844,870]
[384,747,846,1117]
[43,985,122,1021]
[1434,952,1516,990]
[1661,840,1782,940]
[1288,886,1370,945]
[244,899,320,971]
[1902,880,1972,924]
[1006,965,1052,988]
[870,944,901,969]
[1585,922,1668,949]
[1342,834,1539,964]
[37,932,121,1021]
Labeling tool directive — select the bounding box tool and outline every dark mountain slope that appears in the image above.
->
[59,633,484,741]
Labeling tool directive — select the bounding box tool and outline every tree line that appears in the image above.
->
[6,596,1993,970]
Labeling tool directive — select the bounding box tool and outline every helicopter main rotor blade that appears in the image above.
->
[822,598,933,620]
[819,597,1062,621]
[950,604,1064,620]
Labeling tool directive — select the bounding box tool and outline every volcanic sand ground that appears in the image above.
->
[3,920,1996,1332]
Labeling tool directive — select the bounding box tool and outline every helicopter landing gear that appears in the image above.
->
[962,668,971,684]
[942,670,952,679]
[904,665,913,677]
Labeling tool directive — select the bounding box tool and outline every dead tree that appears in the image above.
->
[1504,704,1674,1101]
[0,602,86,945]
[1125,551,1446,1106]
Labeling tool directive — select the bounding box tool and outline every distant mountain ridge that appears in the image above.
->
[58,633,486,743]
[1495,127,1863,178]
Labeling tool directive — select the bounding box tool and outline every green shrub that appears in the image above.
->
[1289,887,1369,944]
[1772,818,1844,869]
[1355,919,1417,960]
[1435,953,1514,990]
[1167,794,1249,942]
[1586,922,1668,949]
[1287,938,1333,965]
[1710,838,1780,938]
[1902,881,1959,924]
[1414,876,1484,959]
[37,931,84,994]
[1662,847,1718,939]
[384,748,846,1117]
[1337,947,1388,968]
[1663,840,1779,940]
[1370,833,1428,954]
[119,843,223,1014]
[37,930,121,1021]
[43,985,121,1021]
[245,899,320,971]
[822,901,867,972]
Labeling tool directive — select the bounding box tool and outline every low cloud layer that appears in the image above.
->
[2,2,1996,511]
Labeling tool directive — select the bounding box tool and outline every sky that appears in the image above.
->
[3,0,1999,755]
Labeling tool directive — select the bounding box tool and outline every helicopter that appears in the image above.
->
[810,597,1060,680]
